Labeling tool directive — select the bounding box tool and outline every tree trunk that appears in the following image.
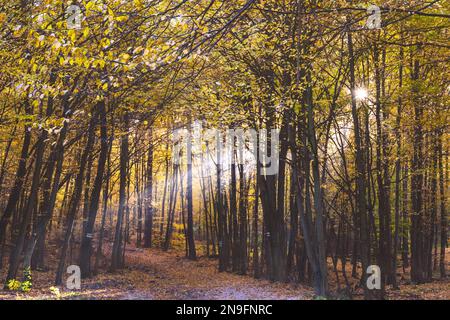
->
[111,112,129,271]
[186,124,196,260]
[438,131,447,278]
[347,27,371,298]
[55,111,96,285]
[143,127,154,248]
[410,58,425,284]
[79,100,108,278]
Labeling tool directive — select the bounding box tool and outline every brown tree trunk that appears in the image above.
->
[347,26,371,298]
[410,58,425,284]
[143,127,154,248]
[393,45,404,289]
[79,100,108,278]
[438,131,447,278]
[111,112,129,271]
[186,124,196,260]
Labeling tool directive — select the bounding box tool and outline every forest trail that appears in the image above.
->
[0,244,313,300]
[1,245,448,300]
[100,246,313,300]
[82,245,450,300]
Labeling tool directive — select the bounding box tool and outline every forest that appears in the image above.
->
[0,0,448,301]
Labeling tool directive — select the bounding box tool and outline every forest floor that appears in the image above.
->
[0,243,448,300]
[327,250,450,300]
[0,243,313,300]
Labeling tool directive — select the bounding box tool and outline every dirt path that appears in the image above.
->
[107,247,313,300]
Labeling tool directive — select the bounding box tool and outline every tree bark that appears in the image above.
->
[79,100,108,278]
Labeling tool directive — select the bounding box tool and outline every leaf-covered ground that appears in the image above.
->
[0,244,313,300]
[0,245,448,300]
[326,253,450,300]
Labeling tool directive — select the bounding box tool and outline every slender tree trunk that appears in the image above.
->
[374,43,391,295]
[111,112,129,271]
[217,133,229,271]
[94,134,113,274]
[347,27,371,298]
[163,163,179,251]
[79,100,108,278]
[393,45,404,289]
[402,164,409,270]
[410,58,425,284]
[160,143,169,237]
[143,128,154,248]
[230,144,238,271]
[186,124,196,259]
[438,131,447,278]
[253,169,260,278]
[305,72,328,296]
[238,163,247,274]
